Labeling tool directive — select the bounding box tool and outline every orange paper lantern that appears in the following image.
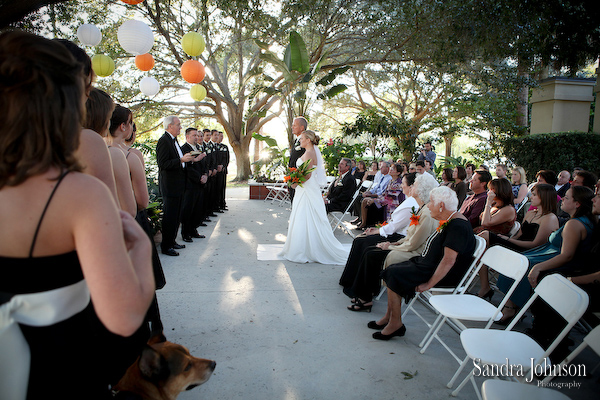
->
[135,53,155,71]
[180,60,205,84]
[120,0,144,4]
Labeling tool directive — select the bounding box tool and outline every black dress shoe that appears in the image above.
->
[203,218,212,222]
[161,248,179,256]
[172,243,186,249]
[182,236,193,243]
[191,232,205,239]
[215,209,224,213]
[367,321,387,330]
[350,218,361,225]
[208,213,217,217]
[372,325,406,341]
[198,222,208,227]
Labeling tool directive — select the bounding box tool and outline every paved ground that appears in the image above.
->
[155,186,597,400]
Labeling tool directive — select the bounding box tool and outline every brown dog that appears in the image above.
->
[113,333,216,400]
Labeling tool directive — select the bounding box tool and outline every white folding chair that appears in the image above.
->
[418,246,529,363]
[448,274,589,400]
[264,182,287,204]
[328,180,371,237]
[542,324,600,383]
[399,236,487,329]
[481,379,572,400]
[508,220,520,237]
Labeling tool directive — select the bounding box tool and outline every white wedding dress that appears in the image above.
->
[279,147,348,265]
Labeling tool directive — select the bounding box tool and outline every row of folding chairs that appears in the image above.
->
[396,242,594,400]
[328,179,373,238]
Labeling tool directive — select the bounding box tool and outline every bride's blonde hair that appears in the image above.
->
[302,130,320,145]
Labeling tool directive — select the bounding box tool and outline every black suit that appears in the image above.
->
[181,142,205,237]
[326,172,357,213]
[156,132,186,251]
[218,142,230,209]
[556,182,571,198]
[288,136,306,201]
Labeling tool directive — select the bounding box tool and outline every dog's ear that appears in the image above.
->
[147,332,167,345]
[138,345,169,382]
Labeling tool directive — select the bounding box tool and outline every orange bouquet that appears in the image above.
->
[284,159,316,187]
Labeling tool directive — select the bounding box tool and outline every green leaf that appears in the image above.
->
[284,44,292,71]
[288,30,310,74]
[316,65,351,86]
[252,132,278,148]
[259,52,293,81]
[324,84,347,99]
[254,39,270,50]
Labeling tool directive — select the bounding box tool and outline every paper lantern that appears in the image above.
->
[117,20,154,55]
[91,54,115,77]
[120,0,145,4]
[77,24,102,46]
[181,32,205,57]
[139,77,160,96]
[190,84,207,101]
[135,53,155,71]
[180,60,205,84]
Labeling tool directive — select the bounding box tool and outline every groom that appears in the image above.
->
[288,116,308,201]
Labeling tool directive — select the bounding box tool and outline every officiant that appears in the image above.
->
[288,116,308,201]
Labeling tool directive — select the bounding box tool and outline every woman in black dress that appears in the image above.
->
[368,186,476,340]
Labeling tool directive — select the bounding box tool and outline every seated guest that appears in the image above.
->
[408,162,417,174]
[352,160,366,181]
[369,186,476,340]
[415,160,426,175]
[511,166,528,206]
[451,166,468,208]
[362,160,379,182]
[555,170,571,198]
[535,169,558,186]
[476,183,559,298]
[495,164,508,179]
[496,186,596,324]
[0,31,154,399]
[441,167,454,187]
[357,163,404,229]
[424,160,435,177]
[474,178,516,235]
[325,157,357,213]
[459,169,492,229]
[351,161,391,222]
[465,163,475,184]
[340,173,439,310]
[572,169,597,191]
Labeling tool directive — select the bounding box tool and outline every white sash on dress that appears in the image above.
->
[0,280,90,400]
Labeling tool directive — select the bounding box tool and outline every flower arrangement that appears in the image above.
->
[436,219,450,232]
[375,221,388,229]
[409,206,420,226]
[284,159,315,187]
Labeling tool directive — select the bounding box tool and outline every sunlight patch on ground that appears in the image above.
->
[275,233,287,242]
[219,269,255,310]
[275,265,303,317]
[236,227,255,243]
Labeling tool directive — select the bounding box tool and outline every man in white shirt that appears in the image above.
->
[351,162,391,225]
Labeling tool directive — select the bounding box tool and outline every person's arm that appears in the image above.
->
[109,147,137,217]
[127,154,149,211]
[77,129,118,203]
[528,219,587,286]
[481,205,515,228]
[500,213,559,249]
[515,183,528,205]
[570,271,600,285]
[416,247,459,292]
[72,178,154,336]
[380,202,412,237]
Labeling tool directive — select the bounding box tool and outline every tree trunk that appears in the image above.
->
[516,60,529,129]
[445,136,453,157]
[232,142,252,181]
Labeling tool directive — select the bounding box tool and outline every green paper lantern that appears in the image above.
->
[91,54,115,77]
[181,32,205,57]
[190,84,207,101]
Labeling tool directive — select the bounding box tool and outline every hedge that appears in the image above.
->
[502,132,600,181]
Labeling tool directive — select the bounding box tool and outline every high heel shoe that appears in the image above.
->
[367,320,387,330]
[478,289,494,301]
[372,325,406,340]
[495,305,524,326]
[347,299,372,312]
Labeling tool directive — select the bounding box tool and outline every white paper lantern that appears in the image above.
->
[117,20,154,55]
[139,77,160,96]
[77,24,102,46]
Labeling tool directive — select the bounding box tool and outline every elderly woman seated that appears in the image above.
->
[340,173,439,311]
[368,186,477,340]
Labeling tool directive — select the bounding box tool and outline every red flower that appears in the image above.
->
[409,214,420,226]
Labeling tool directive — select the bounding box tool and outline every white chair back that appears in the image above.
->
[508,220,520,237]
[361,180,373,190]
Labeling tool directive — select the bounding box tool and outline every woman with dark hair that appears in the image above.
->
[441,167,454,187]
[357,163,404,229]
[465,163,476,183]
[476,184,559,298]
[496,186,596,324]
[124,122,146,170]
[451,166,468,208]
[0,31,153,399]
[352,160,366,181]
[535,169,558,186]
[363,160,379,182]
[84,88,137,216]
[474,178,516,235]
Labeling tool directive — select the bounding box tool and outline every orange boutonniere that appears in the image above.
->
[375,221,388,229]
[409,206,420,226]
[437,219,450,232]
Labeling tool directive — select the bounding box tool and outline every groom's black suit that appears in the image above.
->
[325,171,357,213]
[288,136,306,201]
[157,132,186,251]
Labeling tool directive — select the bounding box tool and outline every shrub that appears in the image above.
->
[502,132,600,180]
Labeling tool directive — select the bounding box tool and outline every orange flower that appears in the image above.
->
[284,176,291,182]
[290,167,297,172]
[409,214,420,226]
[292,177,299,183]
[436,220,448,232]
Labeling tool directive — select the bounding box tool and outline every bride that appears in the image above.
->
[279,130,348,264]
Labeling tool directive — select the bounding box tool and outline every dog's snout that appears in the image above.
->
[209,360,217,370]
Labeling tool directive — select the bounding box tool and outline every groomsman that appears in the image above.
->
[211,129,224,213]
[217,131,230,211]
[156,115,200,256]
[202,129,218,219]
[288,116,307,201]
[180,128,207,242]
